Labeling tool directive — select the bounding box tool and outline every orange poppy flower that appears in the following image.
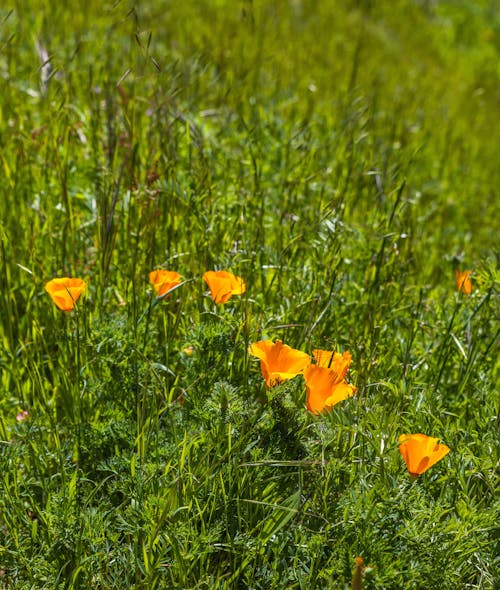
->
[149,269,182,297]
[398,433,450,477]
[454,270,472,295]
[248,339,311,387]
[312,349,352,376]
[203,270,246,304]
[304,364,356,414]
[45,277,87,311]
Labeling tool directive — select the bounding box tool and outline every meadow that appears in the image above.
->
[0,0,499,588]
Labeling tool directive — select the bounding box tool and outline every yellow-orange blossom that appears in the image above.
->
[149,270,182,297]
[45,278,87,311]
[304,350,356,414]
[248,340,310,387]
[455,269,472,295]
[203,270,246,304]
[398,433,450,477]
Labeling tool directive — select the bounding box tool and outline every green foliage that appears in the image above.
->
[0,0,499,588]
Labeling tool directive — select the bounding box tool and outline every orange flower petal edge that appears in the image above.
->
[454,269,472,295]
[312,349,352,379]
[398,433,450,477]
[149,269,182,297]
[45,277,87,311]
[203,270,246,304]
[304,365,356,414]
[248,339,311,387]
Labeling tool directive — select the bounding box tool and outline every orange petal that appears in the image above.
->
[398,433,450,476]
[312,349,352,381]
[249,339,310,387]
[149,270,182,297]
[305,365,356,414]
[324,382,357,407]
[454,270,472,295]
[203,270,246,304]
[45,278,87,311]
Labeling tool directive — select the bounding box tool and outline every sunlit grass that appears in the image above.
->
[0,1,499,588]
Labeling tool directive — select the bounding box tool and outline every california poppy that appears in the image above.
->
[304,365,356,414]
[312,349,352,376]
[149,269,182,297]
[455,269,472,295]
[203,270,246,304]
[248,339,311,387]
[398,433,450,477]
[304,349,355,414]
[45,277,87,311]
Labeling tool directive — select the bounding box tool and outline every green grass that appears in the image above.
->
[0,0,499,588]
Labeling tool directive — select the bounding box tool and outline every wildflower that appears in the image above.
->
[304,365,356,415]
[398,433,450,477]
[455,269,472,295]
[304,349,355,414]
[16,410,29,422]
[45,277,87,311]
[149,269,182,297]
[203,270,246,304]
[312,349,352,375]
[248,339,310,387]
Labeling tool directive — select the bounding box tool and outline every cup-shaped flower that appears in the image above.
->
[312,349,352,375]
[398,433,450,477]
[203,270,246,304]
[149,269,182,297]
[248,339,311,387]
[45,277,87,311]
[304,364,356,414]
[455,269,472,295]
